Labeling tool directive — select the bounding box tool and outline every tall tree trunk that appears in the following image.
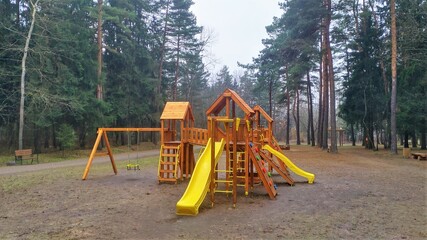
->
[306,72,311,145]
[390,0,398,154]
[307,71,315,146]
[411,132,417,148]
[173,35,180,101]
[295,87,300,145]
[321,19,329,150]
[268,80,273,117]
[96,0,103,100]
[404,131,409,148]
[158,0,171,109]
[351,123,356,146]
[326,0,337,153]
[19,0,39,150]
[317,51,323,147]
[286,82,290,146]
[421,122,426,150]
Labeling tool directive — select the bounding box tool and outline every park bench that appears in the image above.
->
[15,149,38,165]
[411,152,426,161]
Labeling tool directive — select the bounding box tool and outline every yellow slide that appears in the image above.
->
[263,145,315,184]
[176,138,225,216]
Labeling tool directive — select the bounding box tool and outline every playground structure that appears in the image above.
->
[82,89,315,216]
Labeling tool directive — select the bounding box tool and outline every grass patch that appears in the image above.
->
[0,156,158,193]
[0,142,160,167]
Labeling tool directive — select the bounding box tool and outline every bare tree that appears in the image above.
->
[19,0,39,150]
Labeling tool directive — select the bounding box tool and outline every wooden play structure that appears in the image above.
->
[82,89,315,216]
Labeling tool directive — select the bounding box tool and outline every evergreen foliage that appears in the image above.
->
[0,0,425,152]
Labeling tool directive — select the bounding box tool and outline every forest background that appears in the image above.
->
[0,0,425,155]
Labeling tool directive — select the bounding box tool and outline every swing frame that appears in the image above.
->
[82,128,162,180]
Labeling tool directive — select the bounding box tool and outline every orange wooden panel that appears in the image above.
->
[160,102,194,120]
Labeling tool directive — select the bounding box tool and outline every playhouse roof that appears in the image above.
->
[253,105,273,123]
[206,89,255,116]
[160,102,194,121]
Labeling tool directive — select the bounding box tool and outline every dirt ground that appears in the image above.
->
[0,145,426,240]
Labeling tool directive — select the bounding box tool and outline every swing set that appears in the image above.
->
[82,127,162,180]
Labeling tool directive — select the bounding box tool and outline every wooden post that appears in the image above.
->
[82,129,104,180]
[103,130,117,175]
[210,118,215,206]
[245,118,250,196]
[232,118,237,207]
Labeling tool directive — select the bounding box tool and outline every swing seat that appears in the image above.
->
[126,163,140,170]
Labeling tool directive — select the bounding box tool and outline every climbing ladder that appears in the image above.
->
[158,144,180,183]
[248,144,277,199]
[259,149,294,185]
[215,151,245,194]
[229,151,246,188]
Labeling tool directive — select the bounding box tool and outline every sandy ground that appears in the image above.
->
[0,145,426,240]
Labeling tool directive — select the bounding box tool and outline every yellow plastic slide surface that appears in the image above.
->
[176,138,225,216]
[263,145,315,184]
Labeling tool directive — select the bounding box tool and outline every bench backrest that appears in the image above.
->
[15,149,33,156]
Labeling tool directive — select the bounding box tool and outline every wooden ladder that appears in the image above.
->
[249,144,277,199]
[229,151,246,188]
[259,149,294,185]
[213,150,234,195]
[158,144,180,183]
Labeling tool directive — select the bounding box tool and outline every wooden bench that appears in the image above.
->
[411,152,426,161]
[15,149,38,164]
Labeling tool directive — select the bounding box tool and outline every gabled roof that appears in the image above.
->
[253,105,273,123]
[206,89,255,116]
[160,102,194,121]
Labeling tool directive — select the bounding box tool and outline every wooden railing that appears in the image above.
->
[183,128,209,145]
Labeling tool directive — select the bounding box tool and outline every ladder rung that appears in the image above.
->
[215,190,233,193]
[215,180,232,183]
[160,161,176,165]
[163,146,179,149]
[215,169,232,173]
[158,178,177,182]
[159,170,175,173]
[161,153,178,157]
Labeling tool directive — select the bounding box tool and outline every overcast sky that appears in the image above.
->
[190,0,282,75]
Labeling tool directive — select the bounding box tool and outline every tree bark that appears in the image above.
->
[317,50,323,147]
[268,80,273,117]
[19,0,39,150]
[351,123,356,146]
[321,16,329,150]
[173,35,180,101]
[306,71,311,145]
[285,65,290,146]
[295,87,300,145]
[421,118,426,149]
[158,0,171,108]
[411,132,417,148]
[96,0,103,100]
[390,0,398,154]
[307,74,315,146]
[326,0,337,153]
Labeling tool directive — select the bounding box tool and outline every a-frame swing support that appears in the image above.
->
[82,127,162,180]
